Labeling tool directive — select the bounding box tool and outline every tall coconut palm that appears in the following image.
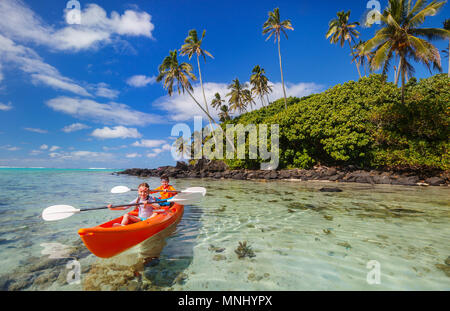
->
[263,8,293,110]
[226,78,254,114]
[326,10,362,78]
[250,65,273,107]
[180,29,216,140]
[156,50,235,151]
[444,19,450,78]
[211,92,225,110]
[362,0,450,102]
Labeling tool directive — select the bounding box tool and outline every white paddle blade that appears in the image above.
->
[168,192,204,205]
[42,205,80,221]
[181,187,207,196]
[110,186,131,194]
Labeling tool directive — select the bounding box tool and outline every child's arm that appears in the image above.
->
[107,204,130,211]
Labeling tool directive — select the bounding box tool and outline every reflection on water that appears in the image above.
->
[0,169,449,290]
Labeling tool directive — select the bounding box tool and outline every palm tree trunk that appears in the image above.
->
[348,40,362,79]
[196,55,217,145]
[260,95,265,107]
[278,37,288,110]
[395,59,401,85]
[448,40,450,78]
[266,94,270,106]
[186,89,236,152]
[400,56,405,104]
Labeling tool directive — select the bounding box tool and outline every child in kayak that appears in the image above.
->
[108,182,159,226]
[150,176,177,206]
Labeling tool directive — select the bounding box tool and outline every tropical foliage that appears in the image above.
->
[220,74,449,171]
[362,0,449,102]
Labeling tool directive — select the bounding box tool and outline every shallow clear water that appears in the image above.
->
[0,168,449,290]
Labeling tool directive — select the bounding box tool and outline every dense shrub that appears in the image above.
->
[219,74,449,171]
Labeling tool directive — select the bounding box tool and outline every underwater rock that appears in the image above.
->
[445,256,450,266]
[208,245,225,253]
[337,242,352,250]
[319,187,343,192]
[436,264,450,277]
[234,241,256,259]
[323,215,334,221]
[213,254,227,261]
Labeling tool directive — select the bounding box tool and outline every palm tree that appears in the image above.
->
[180,29,216,140]
[362,0,450,102]
[263,8,294,110]
[226,78,254,113]
[444,19,450,78]
[218,105,232,122]
[156,50,236,151]
[211,92,225,110]
[250,65,273,107]
[174,136,191,159]
[351,40,375,77]
[326,10,362,78]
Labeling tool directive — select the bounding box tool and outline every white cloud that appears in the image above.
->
[0,1,154,52]
[0,34,91,97]
[126,153,141,158]
[91,126,142,139]
[1,145,20,151]
[24,127,48,134]
[131,139,166,148]
[153,81,323,121]
[126,75,156,87]
[46,97,163,126]
[31,74,91,97]
[93,83,120,99]
[40,144,49,150]
[62,123,90,133]
[145,143,172,158]
[49,146,60,152]
[49,150,113,160]
[0,102,13,111]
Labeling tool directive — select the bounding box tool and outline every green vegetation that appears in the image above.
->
[220,74,449,171]
[156,1,449,173]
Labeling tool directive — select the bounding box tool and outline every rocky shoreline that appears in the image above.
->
[116,159,449,187]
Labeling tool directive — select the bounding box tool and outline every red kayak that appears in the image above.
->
[78,203,184,258]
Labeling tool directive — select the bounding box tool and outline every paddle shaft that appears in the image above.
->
[80,200,172,212]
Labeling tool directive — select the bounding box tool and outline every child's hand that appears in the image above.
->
[107,204,113,210]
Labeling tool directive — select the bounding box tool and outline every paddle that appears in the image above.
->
[42,190,206,222]
[111,185,207,196]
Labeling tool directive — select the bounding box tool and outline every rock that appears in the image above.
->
[425,177,445,186]
[319,187,343,193]
[175,161,188,171]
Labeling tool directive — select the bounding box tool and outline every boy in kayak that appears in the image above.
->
[150,176,177,206]
[108,182,158,226]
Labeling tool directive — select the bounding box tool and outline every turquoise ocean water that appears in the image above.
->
[0,168,449,290]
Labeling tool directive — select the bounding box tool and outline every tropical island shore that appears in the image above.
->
[117,159,449,187]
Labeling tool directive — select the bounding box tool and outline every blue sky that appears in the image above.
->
[0,0,448,169]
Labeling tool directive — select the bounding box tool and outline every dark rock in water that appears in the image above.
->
[319,187,343,193]
[425,177,445,186]
[175,161,188,171]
